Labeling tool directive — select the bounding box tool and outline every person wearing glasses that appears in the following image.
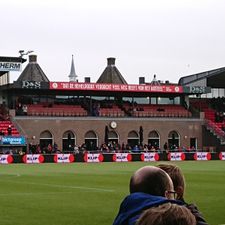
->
[136,202,196,225]
[112,166,183,225]
[157,164,208,225]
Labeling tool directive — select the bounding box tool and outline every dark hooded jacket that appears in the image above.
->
[112,192,183,225]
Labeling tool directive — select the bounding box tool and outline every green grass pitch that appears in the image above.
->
[0,161,224,225]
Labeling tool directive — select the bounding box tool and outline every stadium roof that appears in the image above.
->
[96,58,128,84]
[178,67,225,88]
[17,55,49,82]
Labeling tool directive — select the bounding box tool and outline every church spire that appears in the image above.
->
[68,55,78,82]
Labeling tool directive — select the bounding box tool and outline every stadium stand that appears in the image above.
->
[0,120,20,136]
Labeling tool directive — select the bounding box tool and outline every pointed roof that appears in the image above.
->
[97,58,127,84]
[68,55,78,82]
[151,74,161,85]
[17,55,49,82]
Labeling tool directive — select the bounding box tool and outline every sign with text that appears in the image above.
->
[219,152,225,160]
[168,152,186,161]
[54,154,74,163]
[50,82,183,93]
[0,62,22,71]
[22,81,41,89]
[141,153,159,161]
[1,136,26,145]
[0,154,13,164]
[113,153,132,162]
[23,154,44,163]
[83,153,104,163]
[194,152,211,161]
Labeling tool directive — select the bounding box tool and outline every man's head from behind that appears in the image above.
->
[129,166,174,199]
[157,164,185,200]
[136,203,196,225]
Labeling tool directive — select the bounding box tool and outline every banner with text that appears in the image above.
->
[23,154,44,163]
[50,82,183,93]
[194,152,211,161]
[219,152,225,160]
[112,153,132,162]
[0,154,13,164]
[168,152,186,161]
[54,154,74,163]
[1,136,26,145]
[83,153,104,163]
[141,153,159,161]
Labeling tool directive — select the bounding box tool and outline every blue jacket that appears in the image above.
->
[112,192,183,225]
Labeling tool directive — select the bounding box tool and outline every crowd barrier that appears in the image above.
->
[0,152,225,164]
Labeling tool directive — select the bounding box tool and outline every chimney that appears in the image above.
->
[29,55,37,63]
[107,57,115,66]
[139,77,145,84]
[85,77,91,83]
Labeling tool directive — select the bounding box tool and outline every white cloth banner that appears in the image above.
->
[219,152,225,160]
[54,154,74,163]
[84,153,104,163]
[141,153,159,162]
[194,152,211,161]
[0,154,13,164]
[113,153,132,162]
[168,152,185,161]
[23,154,44,163]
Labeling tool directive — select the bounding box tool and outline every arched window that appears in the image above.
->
[108,131,119,144]
[39,130,53,151]
[148,130,160,149]
[84,130,98,151]
[62,130,76,152]
[127,130,139,148]
[168,130,180,150]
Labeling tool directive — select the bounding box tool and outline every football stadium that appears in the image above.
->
[0,53,225,225]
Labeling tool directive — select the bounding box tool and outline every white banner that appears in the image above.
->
[141,153,159,162]
[194,152,211,161]
[219,152,225,160]
[54,154,74,163]
[168,152,185,161]
[23,154,44,163]
[84,153,104,163]
[0,154,13,164]
[113,153,132,162]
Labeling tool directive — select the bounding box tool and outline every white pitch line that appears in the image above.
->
[2,180,115,192]
[0,192,74,196]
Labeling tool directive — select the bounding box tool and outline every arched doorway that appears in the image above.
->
[148,130,160,149]
[62,130,76,152]
[84,130,98,151]
[127,130,139,148]
[168,130,180,150]
[39,130,53,152]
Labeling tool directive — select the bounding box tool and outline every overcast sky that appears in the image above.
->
[1,0,225,84]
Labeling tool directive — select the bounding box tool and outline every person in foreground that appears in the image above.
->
[112,166,183,225]
[157,164,208,225]
[136,202,196,225]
